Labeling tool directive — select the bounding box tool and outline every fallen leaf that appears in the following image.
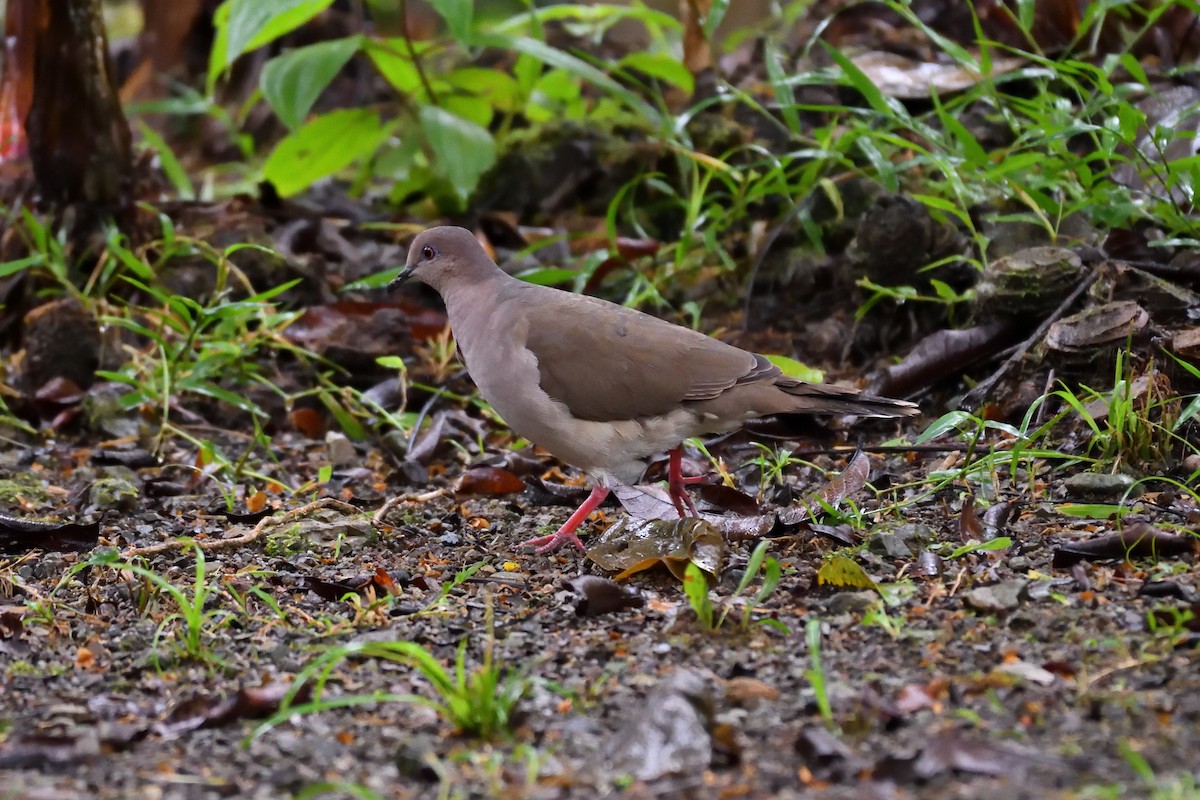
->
[817,556,878,591]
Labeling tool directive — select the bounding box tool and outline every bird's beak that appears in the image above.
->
[387,266,414,294]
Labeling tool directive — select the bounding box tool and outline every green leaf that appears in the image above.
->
[375,356,407,370]
[703,0,730,38]
[441,94,494,129]
[261,36,362,130]
[816,556,877,590]
[475,33,658,121]
[515,267,577,286]
[418,106,496,205]
[263,109,390,197]
[222,0,335,67]
[365,39,424,95]
[342,267,404,291]
[137,123,194,199]
[764,354,824,383]
[947,537,1012,559]
[1056,504,1131,520]
[428,0,473,44]
[618,52,693,94]
[320,392,368,440]
[445,67,522,112]
[682,561,712,628]
[0,256,44,279]
[915,411,977,443]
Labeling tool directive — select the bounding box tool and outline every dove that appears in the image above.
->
[389,227,916,553]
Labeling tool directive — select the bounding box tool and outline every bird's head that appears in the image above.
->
[387,226,490,295]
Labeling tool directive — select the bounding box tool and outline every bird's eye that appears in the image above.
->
[422,245,436,260]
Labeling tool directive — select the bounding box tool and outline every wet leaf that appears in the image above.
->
[0,514,99,554]
[778,450,871,526]
[157,681,311,738]
[612,483,678,521]
[872,322,1018,398]
[695,484,761,516]
[958,493,984,540]
[588,517,724,581]
[565,575,644,617]
[455,466,524,497]
[290,406,326,438]
[849,51,1024,99]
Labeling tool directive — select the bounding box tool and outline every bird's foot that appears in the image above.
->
[521,529,586,554]
[521,485,610,555]
[667,446,705,518]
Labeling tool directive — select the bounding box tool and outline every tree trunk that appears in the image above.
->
[19,0,132,217]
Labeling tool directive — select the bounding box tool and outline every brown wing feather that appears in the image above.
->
[523,291,774,422]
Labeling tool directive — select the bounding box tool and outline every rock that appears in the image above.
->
[827,591,878,615]
[325,431,357,467]
[964,580,1028,613]
[869,523,934,559]
[88,475,140,513]
[972,246,1083,322]
[608,670,714,781]
[1063,472,1141,500]
[22,298,101,393]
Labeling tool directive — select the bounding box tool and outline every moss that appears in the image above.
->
[88,476,140,512]
[0,473,51,505]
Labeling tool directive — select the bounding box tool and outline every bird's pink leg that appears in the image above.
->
[521,486,610,554]
[668,446,703,518]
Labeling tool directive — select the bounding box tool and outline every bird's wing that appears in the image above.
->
[522,290,779,422]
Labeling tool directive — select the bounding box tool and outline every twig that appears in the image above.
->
[123,498,362,558]
[959,268,1099,410]
[398,0,438,106]
[372,487,447,526]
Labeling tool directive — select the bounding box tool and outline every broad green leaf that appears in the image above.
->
[442,94,494,129]
[263,109,390,196]
[261,36,362,130]
[366,39,424,95]
[428,0,473,44]
[764,354,824,383]
[618,52,693,94]
[418,106,496,205]
[222,0,334,67]
[493,4,681,35]
[475,33,658,120]
[445,67,522,112]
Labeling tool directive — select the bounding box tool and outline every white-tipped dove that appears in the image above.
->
[389,226,917,554]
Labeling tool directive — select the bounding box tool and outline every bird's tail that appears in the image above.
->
[777,380,919,419]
